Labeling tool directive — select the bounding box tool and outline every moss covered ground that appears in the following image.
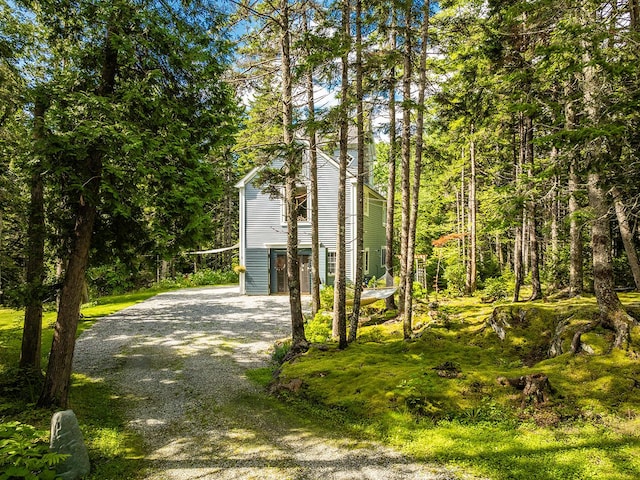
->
[275,292,640,479]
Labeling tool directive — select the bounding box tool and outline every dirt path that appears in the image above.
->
[73,286,463,479]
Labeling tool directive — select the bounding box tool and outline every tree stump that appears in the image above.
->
[497,373,552,407]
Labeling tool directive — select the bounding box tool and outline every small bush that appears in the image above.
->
[153,278,183,290]
[320,285,334,310]
[0,422,68,480]
[412,281,427,299]
[480,277,509,301]
[187,269,238,287]
[443,261,466,297]
[306,311,332,343]
[357,326,385,343]
[0,368,44,406]
[271,339,292,365]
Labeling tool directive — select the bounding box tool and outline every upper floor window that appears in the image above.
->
[294,186,309,221]
[282,185,309,223]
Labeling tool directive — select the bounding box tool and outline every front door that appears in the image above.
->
[275,254,288,293]
[271,251,311,294]
[299,255,310,293]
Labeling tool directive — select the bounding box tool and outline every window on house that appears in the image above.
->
[363,247,370,274]
[381,246,387,267]
[327,251,336,276]
[294,186,308,221]
[282,185,309,223]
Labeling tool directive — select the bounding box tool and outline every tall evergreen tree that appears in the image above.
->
[29,0,238,407]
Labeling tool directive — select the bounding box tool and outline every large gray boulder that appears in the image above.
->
[50,410,90,479]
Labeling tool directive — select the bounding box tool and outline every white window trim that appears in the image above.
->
[327,250,336,276]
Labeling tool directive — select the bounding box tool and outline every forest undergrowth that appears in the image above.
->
[268,291,640,480]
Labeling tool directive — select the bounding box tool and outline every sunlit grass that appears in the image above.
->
[1,290,162,480]
[276,292,640,480]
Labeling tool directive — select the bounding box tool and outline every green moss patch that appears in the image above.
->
[274,293,640,479]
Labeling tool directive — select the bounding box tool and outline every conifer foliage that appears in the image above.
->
[1,0,238,407]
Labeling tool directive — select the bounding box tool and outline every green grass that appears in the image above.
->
[275,293,640,480]
[0,288,163,479]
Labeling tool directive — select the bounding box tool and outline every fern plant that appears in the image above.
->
[0,422,68,480]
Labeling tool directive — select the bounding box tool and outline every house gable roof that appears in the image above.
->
[235,139,349,189]
[234,139,385,198]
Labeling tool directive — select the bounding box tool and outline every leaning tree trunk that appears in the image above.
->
[38,25,120,408]
[20,97,47,373]
[611,186,640,291]
[38,152,101,408]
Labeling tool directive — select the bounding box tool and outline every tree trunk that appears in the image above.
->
[403,2,429,334]
[525,115,542,300]
[333,0,349,349]
[586,172,635,348]
[611,186,640,291]
[385,8,398,312]
[280,0,307,353]
[460,162,466,282]
[20,97,47,373]
[304,12,321,317]
[513,120,524,302]
[565,83,584,296]
[582,24,635,348]
[38,163,99,408]
[528,206,542,300]
[466,129,477,295]
[348,0,365,343]
[399,2,413,337]
[38,24,119,408]
[568,153,584,296]
[550,167,560,291]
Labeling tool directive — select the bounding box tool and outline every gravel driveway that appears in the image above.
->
[73,286,464,480]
